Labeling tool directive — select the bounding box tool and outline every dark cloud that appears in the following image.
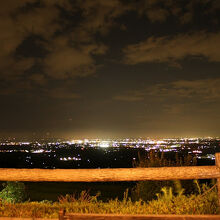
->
[123,32,220,65]
[77,0,130,35]
[148,78,220,101]
[29,74,46,85]
[0,1,59,84]
[114,78,220,107]
[1,0,218,89]
[113,91,145,102]
[0,0,110,97]
[138,0,220,24]
[44,37,94,79]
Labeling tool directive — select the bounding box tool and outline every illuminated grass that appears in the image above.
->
[0,189,218,218]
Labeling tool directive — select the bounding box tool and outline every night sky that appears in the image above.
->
[0,0,220,139]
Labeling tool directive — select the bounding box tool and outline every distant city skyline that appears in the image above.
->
[0,0,220,138]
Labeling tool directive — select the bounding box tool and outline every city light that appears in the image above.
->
[99,141,110,148]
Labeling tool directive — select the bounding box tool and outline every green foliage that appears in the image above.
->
[0,182,26,203]
[156,187,174,202]
[132,150,197,201]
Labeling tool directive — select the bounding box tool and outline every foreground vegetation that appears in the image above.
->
[0,184,219,218]
[0,152,218,218]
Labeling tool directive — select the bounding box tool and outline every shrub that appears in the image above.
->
[0,182,26,203]
[132,150,197,201]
